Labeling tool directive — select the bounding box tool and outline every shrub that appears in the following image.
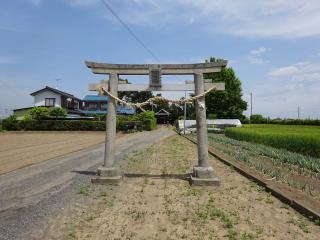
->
[92,114,106,121]
[21,120,105,131]
[5,111,157,132]
[49,107,67,118]
[248,115,320,126]
[136,111,157,130]
[29,107,50,120]
[207,114,217,120]
[250,114,266,124]
[2,115,20,130]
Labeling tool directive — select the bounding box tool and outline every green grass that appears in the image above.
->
[225,124,320,157]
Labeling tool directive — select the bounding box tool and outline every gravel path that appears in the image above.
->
[0,127,174,240]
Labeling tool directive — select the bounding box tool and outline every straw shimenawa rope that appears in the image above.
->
[101,86,216,108]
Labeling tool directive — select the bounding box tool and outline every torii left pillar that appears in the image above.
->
[92,72,122,184]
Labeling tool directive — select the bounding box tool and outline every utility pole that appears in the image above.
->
[183,90,187,135]
[250,92,253,117]
[298,106,300,119]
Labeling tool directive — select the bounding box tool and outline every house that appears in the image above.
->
[82,95,135,115]
[13,86,135,118]
[155,109,170,124]
[30,86,82,114]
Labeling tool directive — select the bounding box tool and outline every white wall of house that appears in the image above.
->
[34,90,61,107]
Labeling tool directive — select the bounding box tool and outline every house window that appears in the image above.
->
[74,100,79,110]
[101,103,108,110]
[88,103,97,110]
[45,98,55,107]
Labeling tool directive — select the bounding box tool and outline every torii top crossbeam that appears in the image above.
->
[85,61,227,75]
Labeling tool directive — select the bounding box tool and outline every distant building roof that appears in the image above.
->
[13,107,34,112]
[30,86,81,100]
[155,109,170,116]
[83,95,108,102]
[80,107,135,115]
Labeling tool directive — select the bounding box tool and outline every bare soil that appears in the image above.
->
[45,135,320,240]
[0,132,106,175]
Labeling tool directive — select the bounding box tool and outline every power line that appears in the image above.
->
[100,0,160,62]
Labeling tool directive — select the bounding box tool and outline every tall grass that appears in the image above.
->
[225,124,320,158]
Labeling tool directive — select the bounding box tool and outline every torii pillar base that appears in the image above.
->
[91,167,122,185]
[189,166,220,186]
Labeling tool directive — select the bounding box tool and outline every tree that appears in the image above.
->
[168,103,183,124]
[49,107,67,118]
[118,79,154,112]
[250,114,266,124]
[29,107,50,120]
[204,57,247,120]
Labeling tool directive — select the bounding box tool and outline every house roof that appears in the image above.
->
[30,86,81,100]
[155,109,170,116]
[80,107,135,115]
[83,95,108,102]
[13,107,34,111]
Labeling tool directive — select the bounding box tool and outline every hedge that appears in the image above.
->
[247,115,320,126]
[20,120,105,131]
[2,111,157,132]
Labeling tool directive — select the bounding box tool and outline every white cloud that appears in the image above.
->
[269,66,299,77]
[247,47,271,65]
[269,62,320,82]
[244,78,320,119]
[250,47,270,56]
[68,0,320,39]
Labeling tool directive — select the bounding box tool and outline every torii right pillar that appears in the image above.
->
[190,72,220,186]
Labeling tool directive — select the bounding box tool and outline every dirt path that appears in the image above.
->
[0,127,174,240]
[45,135,320,240]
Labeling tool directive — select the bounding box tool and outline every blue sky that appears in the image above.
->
[1,0,320,119]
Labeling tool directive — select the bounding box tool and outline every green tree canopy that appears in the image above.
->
[49,107,67,118]
[118,78,154,112]
[29,107,50,120]
[204,57,247,120]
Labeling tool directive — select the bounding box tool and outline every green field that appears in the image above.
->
[225,124,320,158]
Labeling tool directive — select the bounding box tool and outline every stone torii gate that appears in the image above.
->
[85,61,227,185]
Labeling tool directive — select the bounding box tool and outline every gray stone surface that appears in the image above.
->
[91,176,122,185]
[190,175,220,186]
[103,72,118,168]
[89,82,225,92]
[97,166,120,177]
[85,61,227,75]
[194,73,210,168]
[192,166,215,179]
